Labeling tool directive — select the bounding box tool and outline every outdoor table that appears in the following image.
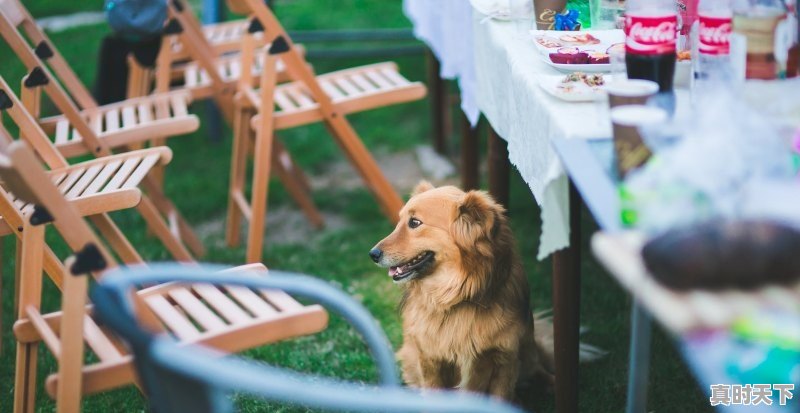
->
[555,132,800,413]
[472,13,616,413]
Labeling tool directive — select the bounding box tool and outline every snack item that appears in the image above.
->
[589,52,611,64]
[550,47,590,64]
[536,36,564,48]
[560,33,601,45]
[607,42,626,54]
[642,220,800,291]
[561,72,606,86]
[677,49,692,61]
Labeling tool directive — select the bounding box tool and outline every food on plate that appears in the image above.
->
[642,220,800,291]
[677,50,691,61]
[549,47,589,64]
[536,36,563,48]
[561,72,605,87]
[559,33,601,45]
[588,52,610,64]
[606,42,625,54]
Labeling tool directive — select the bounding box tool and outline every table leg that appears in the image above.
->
[487,126,510,208]
[552,182,582,413]
[625,302,653,413]
[460,115,480,191]
[426,49,448,155]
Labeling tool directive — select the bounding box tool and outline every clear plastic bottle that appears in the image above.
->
[692,0,734,91]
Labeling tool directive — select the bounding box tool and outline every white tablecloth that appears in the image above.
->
[403,0,480,125]
[473,14,614,259]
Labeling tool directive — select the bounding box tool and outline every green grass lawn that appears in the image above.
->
[0,1,712,412]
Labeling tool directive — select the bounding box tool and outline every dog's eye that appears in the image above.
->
[408,218,422,229]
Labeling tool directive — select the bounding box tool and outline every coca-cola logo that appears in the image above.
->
[629,21,678,44]
[698,15,731,55]
[625,14,678,55]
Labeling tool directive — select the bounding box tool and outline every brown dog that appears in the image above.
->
[369,182,559,401]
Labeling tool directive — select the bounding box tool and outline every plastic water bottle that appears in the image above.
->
[692,0,734,93]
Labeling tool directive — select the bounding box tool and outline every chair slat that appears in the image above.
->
[146,295,201,340]
[350,73,378,93]
[170,96,188,117]
[273,90,298,112]
[225,286,278,318]
[319,80,345,100]
[380,67,410,86]
[65,164,103,199]
[154,97,171,120]
[333,77,361,96]
[185,66,199,87]
[365,70,393,89]
[168,288,227,332]
[54,120,70,144]
[260,289,303,312]
[191,284,251,324]
[82,316,123,362]
[90,113,104,134]
[121,154,160,189]
[57,168,86,193]
[104,157,141,191]
[104,108,121,133]
[121,105,138,129]
[285,87,315,108]
[137,103,154,125]
[84,159,123,195]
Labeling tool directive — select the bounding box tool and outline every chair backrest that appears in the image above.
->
[92,264,528,413]
[0,0,97,110]
[0,141,116,272]
[0,75,73,169]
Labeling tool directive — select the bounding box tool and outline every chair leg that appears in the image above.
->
[139,177,206,258]
[226,106,252,248]
[246,128,275,264]
[13,342,38,413]
[134,196,194,262]
[274,138,312,193]
[88,214,144,264]
[271,142,324,229]
[324,116,403,220]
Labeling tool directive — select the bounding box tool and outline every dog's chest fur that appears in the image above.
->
[401,283,526,362]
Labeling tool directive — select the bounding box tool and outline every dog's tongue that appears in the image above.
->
[388,266,403,277]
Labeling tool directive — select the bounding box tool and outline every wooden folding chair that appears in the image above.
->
[0,73,205,263]
[0,141,329,413]
[225,0,426,262]
[134,0,324,230]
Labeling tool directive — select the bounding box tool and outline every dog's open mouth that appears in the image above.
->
[388,251,434,282]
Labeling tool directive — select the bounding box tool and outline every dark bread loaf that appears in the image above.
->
[642,220,800,291]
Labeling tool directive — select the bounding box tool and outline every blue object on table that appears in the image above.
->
[554,9,581,31]
[92,264,528,413]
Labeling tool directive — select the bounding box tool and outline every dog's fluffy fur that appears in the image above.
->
[371,182,558,400]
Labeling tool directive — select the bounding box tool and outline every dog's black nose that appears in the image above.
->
[369,248,383,263]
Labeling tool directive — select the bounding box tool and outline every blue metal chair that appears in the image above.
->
[92,264,527,413]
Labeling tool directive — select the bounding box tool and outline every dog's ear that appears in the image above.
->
[452,190,498,255]
[411,180,434,197]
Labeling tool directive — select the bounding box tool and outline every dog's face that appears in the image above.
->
[370,181,501,284]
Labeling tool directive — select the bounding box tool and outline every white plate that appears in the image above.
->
[538,74,612,102]
[536,52,612,73]
[530,29,625,55]
[531,29,624,73]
